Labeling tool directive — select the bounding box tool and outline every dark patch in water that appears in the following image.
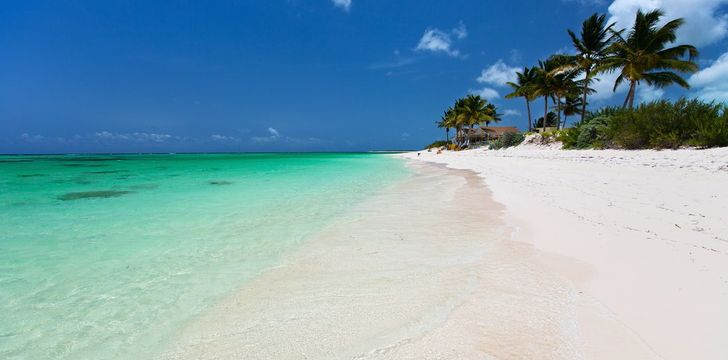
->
[58,190,134,201]
[209,181,233,185]
[18,173,47,178]
[130,183,159,190]
[83,170,128,175]
[61,163,108,168]
[56,157,121,162]
[0,159,33,163]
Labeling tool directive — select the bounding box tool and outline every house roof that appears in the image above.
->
[480,126,519,135]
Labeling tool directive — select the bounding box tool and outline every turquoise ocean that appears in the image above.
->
[0,153,406,359]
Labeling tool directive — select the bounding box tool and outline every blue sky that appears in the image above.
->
[2,0,727,153]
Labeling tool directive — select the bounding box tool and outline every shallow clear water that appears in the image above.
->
[0,153,406,359]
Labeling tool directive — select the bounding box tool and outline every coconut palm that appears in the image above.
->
[568,13,617,121]
[436,107,456,141]
[455,95,498,146]
[547,55,581,129]
[561,94,584,128]
[505,66,538,132]
[601,9,698,109]
[532,61,553,133]
[533,57,573,131]
[534,112,558,129]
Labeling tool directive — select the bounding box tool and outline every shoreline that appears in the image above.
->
[160,158,659,359]
[402,147,728,359]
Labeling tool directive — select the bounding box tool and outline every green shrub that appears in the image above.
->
[501,132,525,147]
[425,140,451,149]
[557,127,580,149]
[489,132,525,149]
[489,138,504,150]
[599,98,728,149]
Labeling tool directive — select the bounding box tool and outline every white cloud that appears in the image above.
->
[637,86,665,103]
[94,131,173,142]
[210,134,239,142]
[689,52,728,102]
[476,60,520,87]
[332,0,352,12]
[588,71,629,101]
[503,109,522,117]
[607,0,728,47]
[251,127,282,143]
[471,87,500,100]
[415,23,467,57]
[453,21,468,39]
[509,49,523,64]
[20,133,45,142]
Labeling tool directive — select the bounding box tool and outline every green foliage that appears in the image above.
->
[488,138,504,150]
[425,140,451,149]
[557,127,581,148]
[489,132,525,150]
[534,112,558,128]
[502,132,526,147]
[565,98,728,149]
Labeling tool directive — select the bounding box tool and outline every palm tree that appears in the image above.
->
[547,55,580,129]
[456,95,498,146]
[532,61,552,133]
[436,107,455,141]
[533,57,572,131]
[561,94,584,128]
[534,112,558,129]
[568,13,617,121]
[601,9,698,109]
[506,67,538,131]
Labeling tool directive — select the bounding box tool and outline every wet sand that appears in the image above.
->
[161,160,655,359]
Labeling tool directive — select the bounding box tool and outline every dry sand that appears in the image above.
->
[159,158,678,359]
[403,146,728,359]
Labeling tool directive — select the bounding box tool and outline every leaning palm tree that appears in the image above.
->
[568,13,617,121]
[506,67,538,132]
[601,9,698,109]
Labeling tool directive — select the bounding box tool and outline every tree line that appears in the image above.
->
[436,94,501,146]
[506,9,698,133]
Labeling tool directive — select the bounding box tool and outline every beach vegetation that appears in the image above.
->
[506,66,539,132]
[430,8,728,150]
[566,13,618,121]
[600,9,699,109]
[562,99,728,149]
[426,140,451,149]
[489,132,525,150]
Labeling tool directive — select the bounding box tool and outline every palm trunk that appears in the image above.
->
[446,128,449,142]
[624,80,637,109]
[628,80,637,109]
[526,99,532,132]
[542,96,548,133]
[556,96,562,130]
[581,69,590,122]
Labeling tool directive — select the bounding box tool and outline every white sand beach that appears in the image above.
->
[402,147,728,359]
